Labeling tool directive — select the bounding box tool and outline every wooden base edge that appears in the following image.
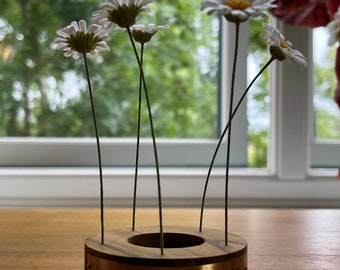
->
[85,252,247,270]
[85,226,247,270]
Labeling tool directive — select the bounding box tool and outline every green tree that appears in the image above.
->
[1,1,292,169]
[314,45,340,140]
[0,0,219,138]
[247,17,270,167]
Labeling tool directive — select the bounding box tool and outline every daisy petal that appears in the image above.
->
[92,0,154,28]
[201,0,277,23]
[262,23,307,67]
[54,20,111,59]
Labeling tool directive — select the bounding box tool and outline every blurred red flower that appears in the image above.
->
[335,47,340,108]
[270,0,338,27]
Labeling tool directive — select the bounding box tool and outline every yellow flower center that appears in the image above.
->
[280,40,292,51]
[224,0,252,10]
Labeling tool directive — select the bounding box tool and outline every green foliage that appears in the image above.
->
[0,0,219,138]
[313,46,340,140]
[248,129,267,168]
[315,109,340,139]
[247,18,270,167]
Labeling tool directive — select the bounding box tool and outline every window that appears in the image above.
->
[271,21,339,178]
[0,0,223,167]
[0,1,269,169]
[310,27,340,169]
[1,2,340,208]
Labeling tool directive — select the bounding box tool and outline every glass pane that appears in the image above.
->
[313,27,340,141]
[0,0,219,138]
[247,18,270,168]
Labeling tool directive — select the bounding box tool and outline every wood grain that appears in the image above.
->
[1,208,340,269]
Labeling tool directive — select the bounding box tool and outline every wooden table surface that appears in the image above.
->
[1,208,340,270]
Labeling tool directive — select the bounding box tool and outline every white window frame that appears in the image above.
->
[1,19,340,208]
[0,18,244,169]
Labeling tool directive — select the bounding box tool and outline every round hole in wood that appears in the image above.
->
[128,232,205,249]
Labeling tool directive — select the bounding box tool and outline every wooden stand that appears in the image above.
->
[85,226,247,269]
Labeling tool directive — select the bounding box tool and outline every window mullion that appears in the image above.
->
[221,20,249,167]
[272,21,310,180]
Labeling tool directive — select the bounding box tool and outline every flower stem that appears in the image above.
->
[132,43,144,232]
[126,28,164,255]
[199,56,275,233]
[82,52,104,245]
[222,22,240,245]
[199,24,275,242]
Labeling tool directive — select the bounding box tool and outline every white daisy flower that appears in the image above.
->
[54,20,110,60]
[327,6,340,46]
[92,0,153,29]
[116,24,169,44]
[261,23,307,68]
[200,0,277,23]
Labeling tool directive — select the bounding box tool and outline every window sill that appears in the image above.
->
[0,167,339,208]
